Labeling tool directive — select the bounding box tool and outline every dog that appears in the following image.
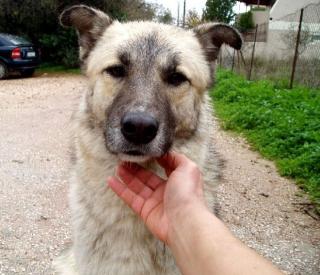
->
[54,5,242,275]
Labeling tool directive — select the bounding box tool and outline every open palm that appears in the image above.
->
[108,163,170,243]
[108,152,204,244]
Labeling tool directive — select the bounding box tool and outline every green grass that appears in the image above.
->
[211,70,320,211]
[37,64,81,74]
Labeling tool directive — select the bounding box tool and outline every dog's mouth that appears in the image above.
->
[118,151,153,163]
[125,150,144,156]
[118,146,170,163]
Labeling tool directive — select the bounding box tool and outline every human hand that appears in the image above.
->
[107,152,207,245]
[108,152,284,275]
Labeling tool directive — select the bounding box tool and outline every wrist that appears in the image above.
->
[166,206,225,275]
[166,203,215,248]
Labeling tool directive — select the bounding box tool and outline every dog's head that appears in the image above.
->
[60,5,242,163]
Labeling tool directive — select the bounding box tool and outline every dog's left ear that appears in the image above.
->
[193,23,242,62]
[60,5,113,61]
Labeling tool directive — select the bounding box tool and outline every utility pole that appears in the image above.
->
[177,2,180,27]
[182,0,186,28]
[290,8,304,89]
[248,24,258,80]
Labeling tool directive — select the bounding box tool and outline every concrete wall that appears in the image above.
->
[252,9,271,25]
[270,0,320,20]
[242,29,320,60]
[241,5,320,60]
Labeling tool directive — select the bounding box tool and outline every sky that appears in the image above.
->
[146,0,247,20]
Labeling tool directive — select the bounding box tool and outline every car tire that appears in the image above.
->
[21,69,35,77]
[0,62,8,80]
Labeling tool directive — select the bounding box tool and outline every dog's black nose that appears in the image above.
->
[121,112,159,145]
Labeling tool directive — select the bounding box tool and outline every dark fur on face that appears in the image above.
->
[103,34,177,159]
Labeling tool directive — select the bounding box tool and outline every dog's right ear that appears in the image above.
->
[60,5,113,60]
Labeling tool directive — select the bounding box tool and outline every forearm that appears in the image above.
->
[168,206,283,275]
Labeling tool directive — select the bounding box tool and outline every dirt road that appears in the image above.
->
[0,75,319,274]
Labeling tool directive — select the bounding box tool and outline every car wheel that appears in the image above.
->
[0,62,8,80]
[21,69,35,77]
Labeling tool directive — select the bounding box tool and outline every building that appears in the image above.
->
[238,0,320,59]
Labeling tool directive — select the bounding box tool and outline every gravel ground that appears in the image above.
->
[0,75,319,275]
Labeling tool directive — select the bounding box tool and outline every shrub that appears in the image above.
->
[237,11,255,32]
[39,29,79,68]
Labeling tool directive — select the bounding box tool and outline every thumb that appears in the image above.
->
[157,151,190,176]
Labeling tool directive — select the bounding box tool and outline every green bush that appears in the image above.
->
[39,29,79,68]
[0,0,158,68]
[211,70,320,211]
[237,11,255,32]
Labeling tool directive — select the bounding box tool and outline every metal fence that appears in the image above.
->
[219,2,320,89]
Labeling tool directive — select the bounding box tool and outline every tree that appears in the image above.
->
[119,0,156,21]
[237,11,254,32]
[156,7,174,24]
[0,0,158,67]
[57,0,156,21]
[203,0,236,23]
[185,10,202,28]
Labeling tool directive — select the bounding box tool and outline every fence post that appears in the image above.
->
[231,49,236,72]
[219,47,223,67]
[240,50,248,76]
[182,0,186,28]
[177,2,180,27]
[290,8,304,89]
[248,24,258,80]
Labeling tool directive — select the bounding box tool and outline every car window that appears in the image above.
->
[1,34,30,45]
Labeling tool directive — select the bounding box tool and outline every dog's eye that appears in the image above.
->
[167,72,188,86]
[105,65,126,78]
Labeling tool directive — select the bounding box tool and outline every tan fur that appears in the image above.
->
[56,5,241,275]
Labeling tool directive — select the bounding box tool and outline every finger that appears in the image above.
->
[140,186,165,222]
[119,164,153,187]
[107,177,145,215]
[107,176,126,197]
[157,151,190,175]
[117,166,153,199]
[119,164,165,191]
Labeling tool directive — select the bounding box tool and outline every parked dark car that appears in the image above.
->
[0,33,40,79]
